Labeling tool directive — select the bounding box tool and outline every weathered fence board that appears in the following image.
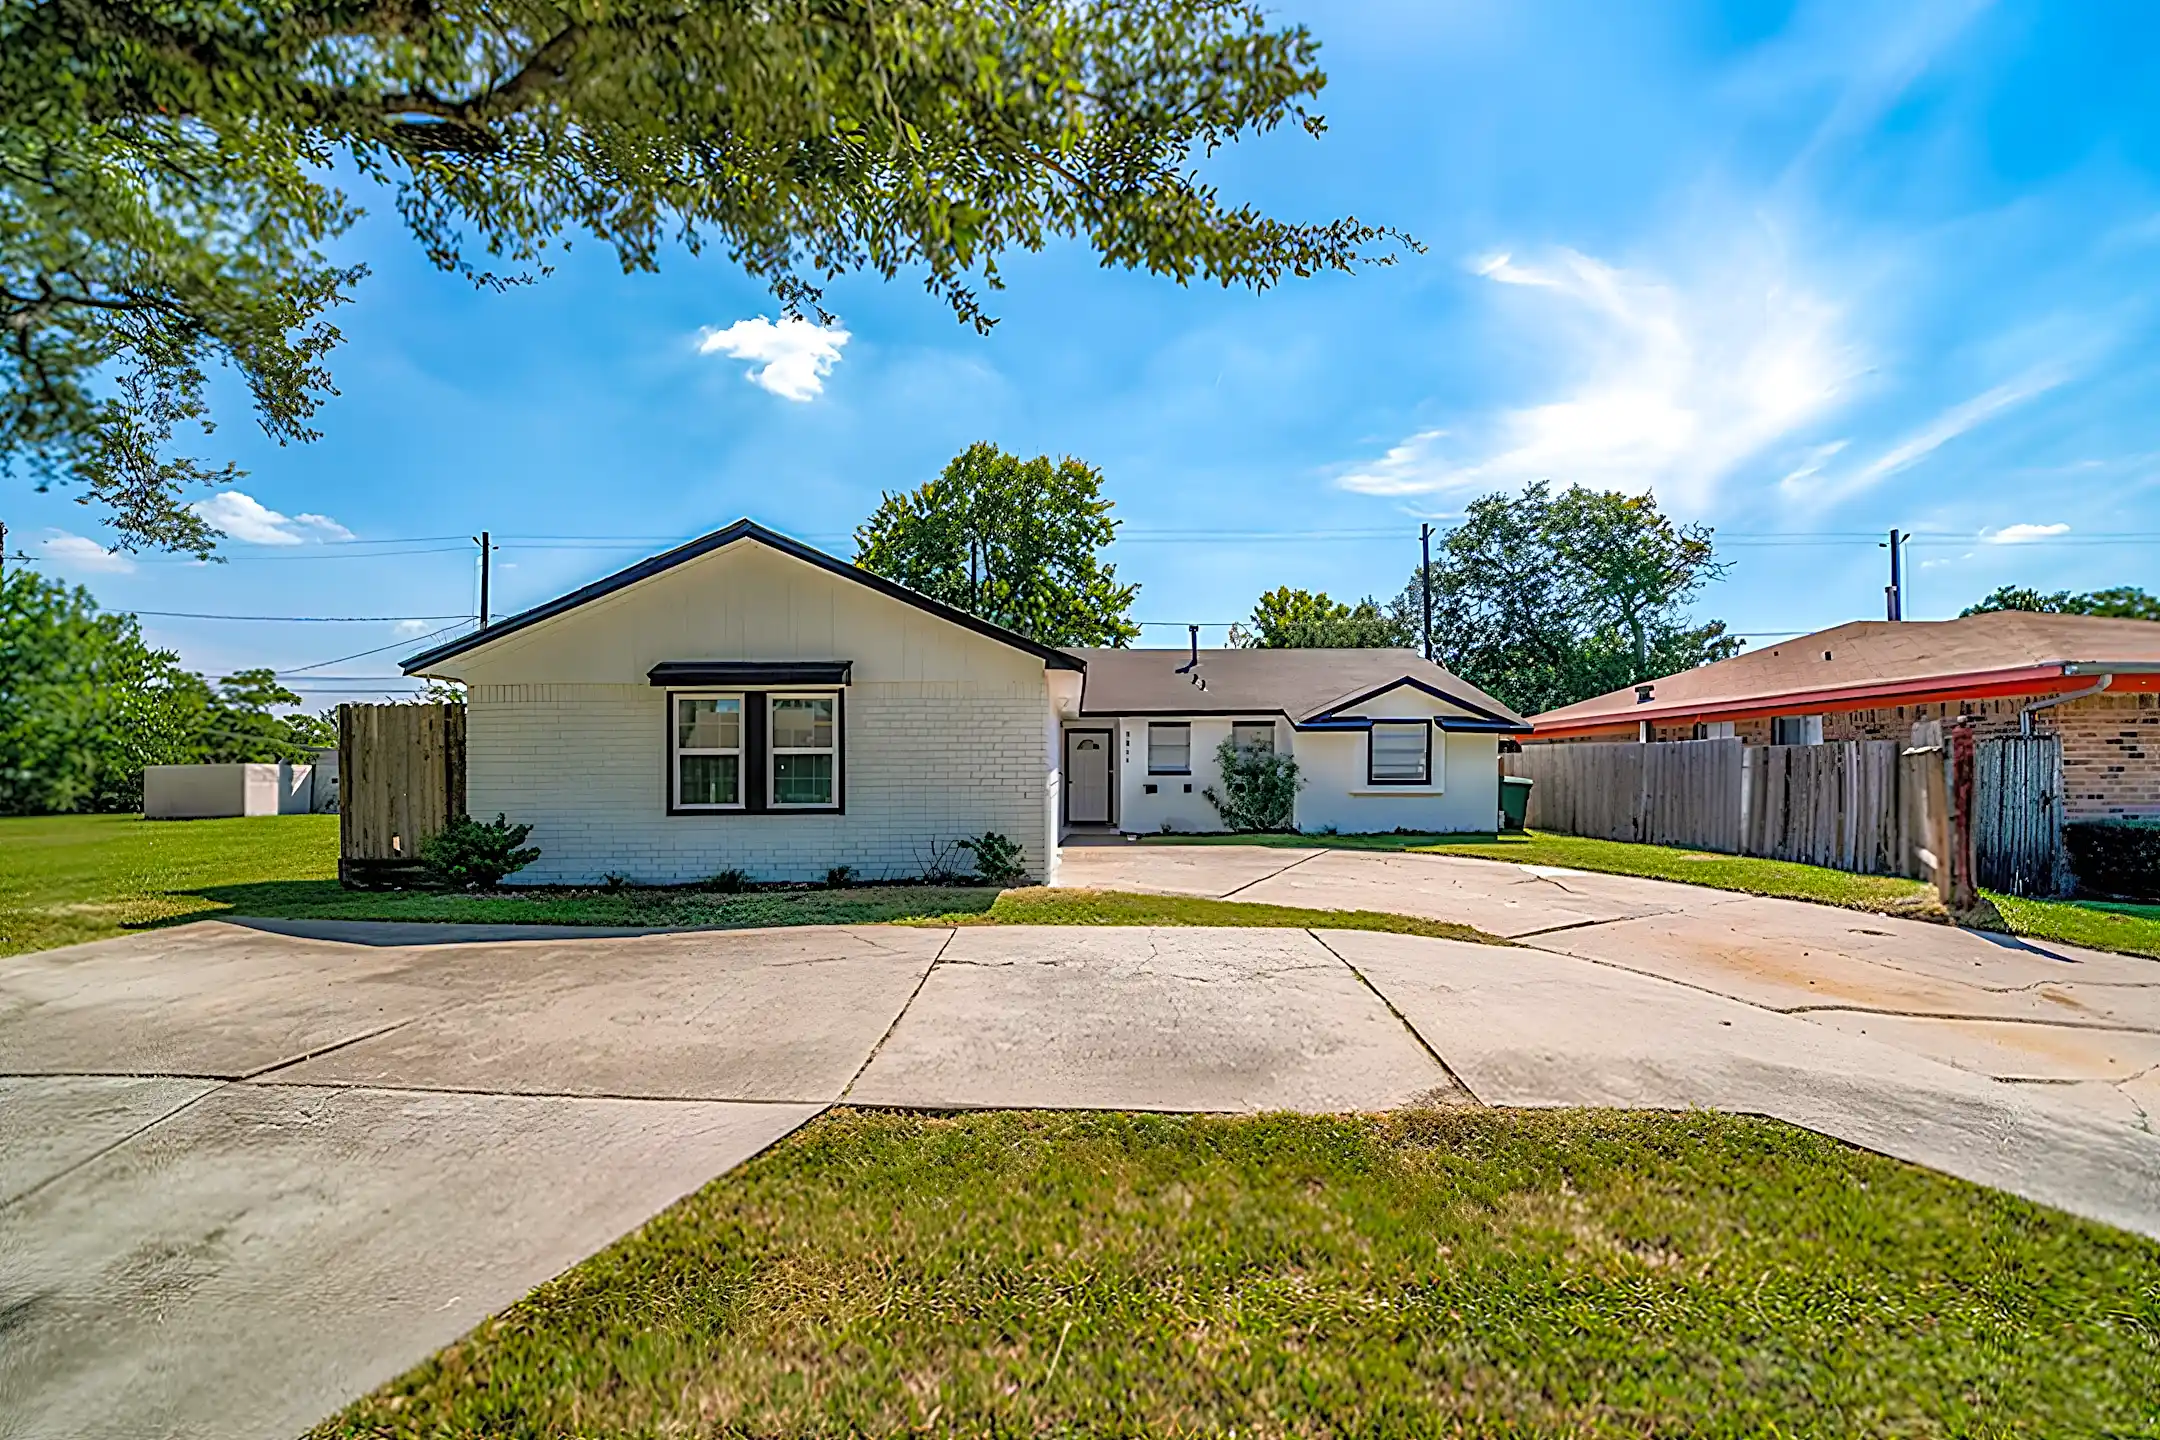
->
[1973,735,2068,897]
[338,702,466,885]
[1511,733,2067,894]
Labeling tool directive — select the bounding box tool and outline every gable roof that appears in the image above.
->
[1532,611,2160,734]
[401,519,1085,674]
[1069,647,1530,729]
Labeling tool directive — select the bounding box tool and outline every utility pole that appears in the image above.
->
[1881,529,1905,621]
[475,530,492,629]
[1419,523,1434,661]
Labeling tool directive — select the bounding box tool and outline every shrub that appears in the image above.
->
[708,868,751,893]
[1203,737,1302,832]
[824,864,856,889]
[419,813,540,889]
[958,831,1027,885]
[2066,820,2160,900]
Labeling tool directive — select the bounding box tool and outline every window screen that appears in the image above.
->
[1148,722,1192,773]
[674,696,743,807]
[1368,722,1430,783]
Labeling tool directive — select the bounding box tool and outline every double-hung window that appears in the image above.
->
[769,694,839,808]
[1231,721,1275,755]
[1148,722,1192,774]
[674,695,744,808]
[1368,721,1431,785]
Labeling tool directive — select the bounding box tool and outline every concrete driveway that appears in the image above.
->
[6,851,2160,1438]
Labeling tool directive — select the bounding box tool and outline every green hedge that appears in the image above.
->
[2065,820,2160,901]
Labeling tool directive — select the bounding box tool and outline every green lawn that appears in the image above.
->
[0,815,1500,956]
[316,1107,2160,1439]
[1151,828,2160,960]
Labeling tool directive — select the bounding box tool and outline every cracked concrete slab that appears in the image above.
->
[0,1076,217,1206]
[1801,1011,2160,1082]
[0,1083,818,1440]
[1229,849,1681,937]
[1327,928,2160,1240]
[848,925,1459,1113]
[1051,843,1321,898]
[269,925,946,1101]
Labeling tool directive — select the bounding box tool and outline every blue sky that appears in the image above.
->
[18,0,2160,703]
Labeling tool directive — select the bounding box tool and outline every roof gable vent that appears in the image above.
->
[1635,683,1655,704]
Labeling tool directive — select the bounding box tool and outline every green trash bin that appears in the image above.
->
[1498,775,1533,831]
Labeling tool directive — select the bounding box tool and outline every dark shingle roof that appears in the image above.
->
[1071,647,1529,728]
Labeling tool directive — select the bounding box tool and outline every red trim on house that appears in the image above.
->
[1531,665,2160,739]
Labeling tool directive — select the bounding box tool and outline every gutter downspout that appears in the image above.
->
[2022,674,2111,735]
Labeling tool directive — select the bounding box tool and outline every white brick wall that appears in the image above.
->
[470,680,1052,884]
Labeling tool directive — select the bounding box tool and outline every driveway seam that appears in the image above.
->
[239,1079,832,1105]
[838,927,954,1101]
[239,1016,426,1082]
[1218,848,1327,900]
[1304,929,1482,1105]
[0,1079,225,1215]
[1786,1006,2160,1034]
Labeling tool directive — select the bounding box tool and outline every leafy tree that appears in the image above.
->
[1396,482,1738,715]
[4,1,1409,554]
[1230,586,1411,648]
[1961,585,2160,621]
[1,568,333,813]
[854,442,1140,646]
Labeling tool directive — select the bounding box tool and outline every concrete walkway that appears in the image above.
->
[5,855,2160,1438]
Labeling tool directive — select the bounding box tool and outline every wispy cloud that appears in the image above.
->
[1799,368,2068,504]
[698,316,851,401]
[1337,245,1858,512]
[392,618,436,637]
[1981,521,2070,544]
[187,491,354,546]
[39,531,135,573]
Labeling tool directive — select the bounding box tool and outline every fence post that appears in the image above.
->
[1949,721,1978,912]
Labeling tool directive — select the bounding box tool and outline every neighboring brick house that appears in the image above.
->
[400,520,1532,884]
[1526,613,2160,820]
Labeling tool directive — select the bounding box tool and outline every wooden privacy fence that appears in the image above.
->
[1505,733,2068,896]
[338,703,466,885]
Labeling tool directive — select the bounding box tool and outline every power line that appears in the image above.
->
[135,610,475,623]
[278,621,467,675]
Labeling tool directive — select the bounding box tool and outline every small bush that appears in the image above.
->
[708,868,751,893]
[916,837,969,884]
[958,832,1027,885]
[824,865,856,889]
[1203,737,1302,832]
[419,814,540,890]
[2067,820,2160,900]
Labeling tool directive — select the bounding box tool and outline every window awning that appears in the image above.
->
[648,660,852,687]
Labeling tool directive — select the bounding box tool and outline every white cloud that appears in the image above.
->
[187,491,353,545]
[1981,522,2070,545]
[1800,368,2067,505]
[39,531,135,574]
[697,316,851,401]
[1337,245,1857,512]
[392,618,435,637]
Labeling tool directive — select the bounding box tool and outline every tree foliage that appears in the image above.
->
[854,441,1140,646]
[0,567,331,813]
[1231,586,1410,648]
[3,0,1409,553]
[1399,482,1738,716]
[1960,585,2160,621]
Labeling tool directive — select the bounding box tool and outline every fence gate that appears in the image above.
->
[1973,734,2067,897]
[338,702,466,885]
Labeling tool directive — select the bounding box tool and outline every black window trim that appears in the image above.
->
[665,687,846,817]
[1146,720,1193,775]
[1366,719,1434,786]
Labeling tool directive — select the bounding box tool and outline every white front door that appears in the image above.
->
[1066,730,1112,825]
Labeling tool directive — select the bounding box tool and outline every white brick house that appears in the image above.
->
[401,522,1531,885]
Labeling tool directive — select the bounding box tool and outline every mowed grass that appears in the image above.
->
[318,1107,2160,1440]
[1152,828,2160,960]
[0,815,1502,955]
[0,812,339,957]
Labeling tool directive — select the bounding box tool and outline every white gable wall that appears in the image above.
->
[423,542,1058,884]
